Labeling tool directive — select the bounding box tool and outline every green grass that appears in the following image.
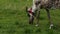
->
[0,0,60,34]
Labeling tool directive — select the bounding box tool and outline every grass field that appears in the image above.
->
[0,0,60,34]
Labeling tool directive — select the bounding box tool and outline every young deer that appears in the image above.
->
[26,0,57,29]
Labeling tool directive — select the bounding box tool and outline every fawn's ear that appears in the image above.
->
[25,6,30,17]
[26,6,28,13]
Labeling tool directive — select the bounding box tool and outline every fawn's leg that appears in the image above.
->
[46,9,53,29]
[35,10,40,26]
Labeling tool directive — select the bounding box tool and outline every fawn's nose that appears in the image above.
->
[28,8,32,14]
[28,8,35,17]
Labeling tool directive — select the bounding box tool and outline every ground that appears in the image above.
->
[0,0,60,34]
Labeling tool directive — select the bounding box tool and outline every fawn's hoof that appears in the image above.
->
[35,24,39,27]
[49,24,54,29]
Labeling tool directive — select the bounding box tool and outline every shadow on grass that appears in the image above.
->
[52,24,60,31]
[39,16,46,20]
[47,29,54,34]
[0,26,2,29]
[24,28,33,34]
[45,23,60,34]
